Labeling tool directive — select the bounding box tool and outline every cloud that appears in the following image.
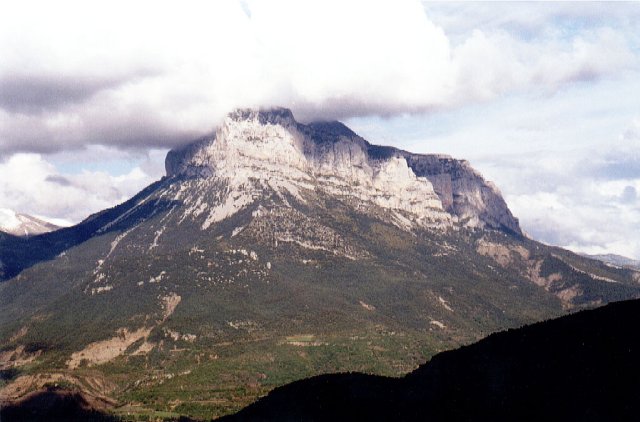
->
[582,154,640,181]
[345,86,640,260]
[621,186,637,204]
[484,147,640,260]
[422,2,640,39]
[0,0,637,155]
[0,1,639,259]
[44,175,73,187]
[623,118,640,141]
[0,72,151,114]
[470,124,640,259]
[0,150,163,223]
[508,182,640,260]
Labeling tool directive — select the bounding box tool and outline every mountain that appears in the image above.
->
[0,208,60,237]
[581,253,640,271]
[164,109,521,234]
[1,108,639,419]
[222,298,640,422]
[5,298,639,422]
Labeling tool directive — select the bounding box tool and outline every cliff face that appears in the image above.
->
[403,154,521,234]
[166,107,521,234]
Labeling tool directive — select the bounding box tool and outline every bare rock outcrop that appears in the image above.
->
[403,154,522,234]
[164,107,521,234]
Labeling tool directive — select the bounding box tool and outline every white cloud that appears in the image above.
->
[423,2,640,44]
[0,0,637,154]
[0,151,162,223]
[347,80,640,260]
[483,144,640,260]
[0,208,22,230]
[0,1,639,259]
[623,118,640,142]
[508,181,640,259]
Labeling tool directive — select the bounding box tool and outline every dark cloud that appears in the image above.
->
[585,156,640,181]
[623,123,640,141]
[0,99,202,156]
[0,0,636,158]
[621,186,637,204]
[0,74,115,114]
[525,220,577,248]
[44,175,72,186]
[0,63,161,114]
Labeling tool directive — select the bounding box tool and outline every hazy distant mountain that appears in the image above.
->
[1,108,639,419]
[0,208,60,237]
[581,253,640,271]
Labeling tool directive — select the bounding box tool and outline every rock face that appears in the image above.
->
[3,107,640,420]
[0,209,60,237]
[402,154,521,234]
[165,107,520,234]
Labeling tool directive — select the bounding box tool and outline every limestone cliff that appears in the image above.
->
[402,154,521,234]
[165,107,520,234]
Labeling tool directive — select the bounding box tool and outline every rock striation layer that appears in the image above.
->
[166,107,521,234]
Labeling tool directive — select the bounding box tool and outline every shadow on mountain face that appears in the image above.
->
[221,298,640,422]
[0,179,179,281]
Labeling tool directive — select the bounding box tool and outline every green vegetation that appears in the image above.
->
[2,182,639,420]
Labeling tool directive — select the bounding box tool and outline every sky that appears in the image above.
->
[0,1,639,258]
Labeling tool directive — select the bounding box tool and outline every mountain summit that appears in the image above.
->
[165,107,521,234]
[1,108,639,419]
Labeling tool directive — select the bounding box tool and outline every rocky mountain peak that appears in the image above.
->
[164,107,521,234]
[306,121,358,138]
[228,107,297,127]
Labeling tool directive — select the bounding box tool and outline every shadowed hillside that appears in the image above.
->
[223,298,640,421]
[0,386,118,422]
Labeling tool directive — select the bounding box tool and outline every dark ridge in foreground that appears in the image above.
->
[221,298,640,422]
[0,386,117,422]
